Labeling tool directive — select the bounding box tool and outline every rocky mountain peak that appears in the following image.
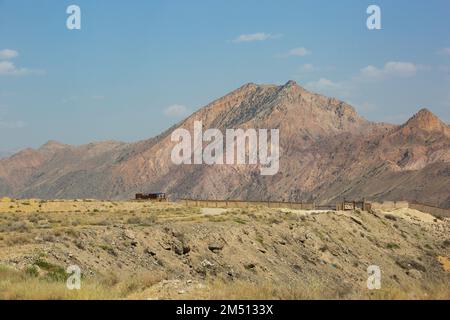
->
[39,140,66,149]
[279,79,306,94]
[402,108,449,135]
[283,79,299,87]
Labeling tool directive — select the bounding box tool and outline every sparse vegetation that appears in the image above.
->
[99,244,117,256]
[33,258,67,282]
[233,218,247,224]
[386,242,400,249]
[0,199,448,300]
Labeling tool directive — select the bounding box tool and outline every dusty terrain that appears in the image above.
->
[0,198,449,300]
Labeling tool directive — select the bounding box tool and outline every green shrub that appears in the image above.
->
[34,259,66,282]
[386,243,400,250]
[25,265,39,278]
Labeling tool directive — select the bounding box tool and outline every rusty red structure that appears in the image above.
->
[135,193,167,202]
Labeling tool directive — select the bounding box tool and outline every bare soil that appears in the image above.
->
[0,198,448,299]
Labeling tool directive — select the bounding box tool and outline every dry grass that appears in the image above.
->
[364,285,450,300]
[0,199,448,300]
[0,265,168,300]
[195,280,450,300]
[0,265,118,300]
[194,279,328,300]
[186,279,450,300]
[0,264,448,300]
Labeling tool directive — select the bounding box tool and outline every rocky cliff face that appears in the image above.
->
[1,81,449,207]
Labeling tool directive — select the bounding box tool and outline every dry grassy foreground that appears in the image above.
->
[0,198,449,300]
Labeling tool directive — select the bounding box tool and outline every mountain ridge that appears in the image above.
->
[1,81,449,207]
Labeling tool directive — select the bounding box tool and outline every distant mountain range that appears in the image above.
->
[1,81,449,207]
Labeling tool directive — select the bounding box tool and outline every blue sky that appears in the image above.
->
[0,0,449,152]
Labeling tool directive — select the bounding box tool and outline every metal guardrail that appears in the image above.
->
[179,198,450,218]
[179,199,316,210]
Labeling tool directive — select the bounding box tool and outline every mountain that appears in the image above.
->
[1,81,449,207]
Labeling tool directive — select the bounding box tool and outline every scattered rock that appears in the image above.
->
[385,214,397,221]
[443,239,450,248]
[182,244,191,255]
[172,241,190,255]
[159,241,172,251]
[244,263,256,270]
[144,248,157,256]
[396,257,426,272]
[226,270,235,278]
[292,264,302,273]
[406,269,422,279]
[350,216,363,226]
[123,230,135,240]
[208,242,224,252]
[172,244,183,255]
[201,259,214,268]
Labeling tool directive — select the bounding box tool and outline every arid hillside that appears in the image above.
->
[0,81,449,207]
[0,198,448,299]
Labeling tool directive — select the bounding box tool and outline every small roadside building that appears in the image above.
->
[135,193,167,202]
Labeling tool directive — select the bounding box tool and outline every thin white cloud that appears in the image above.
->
[438,48,450,55]
[61,95,79,104]
[61,95,105,104]
[0,60,42,76]
[0,49,18,60]
[303,60,445,123]
[304,77,354,100]
[163,104,189,117]
[437,65,449,73]
[361,61,417,79]
[350,101,378,113]
[0,108,26,129]
[299,64,315,72]
[0,119,26,129]
[292,65,315,80]
[383,61,417,76]
[305,78,341,92]
[0,61,31,76]
[292,64,337,79]
[232,33,280,43]
[360,65,383,78]
[0,49,43,76]
[277,47,311,59]
[286,47,311,57]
